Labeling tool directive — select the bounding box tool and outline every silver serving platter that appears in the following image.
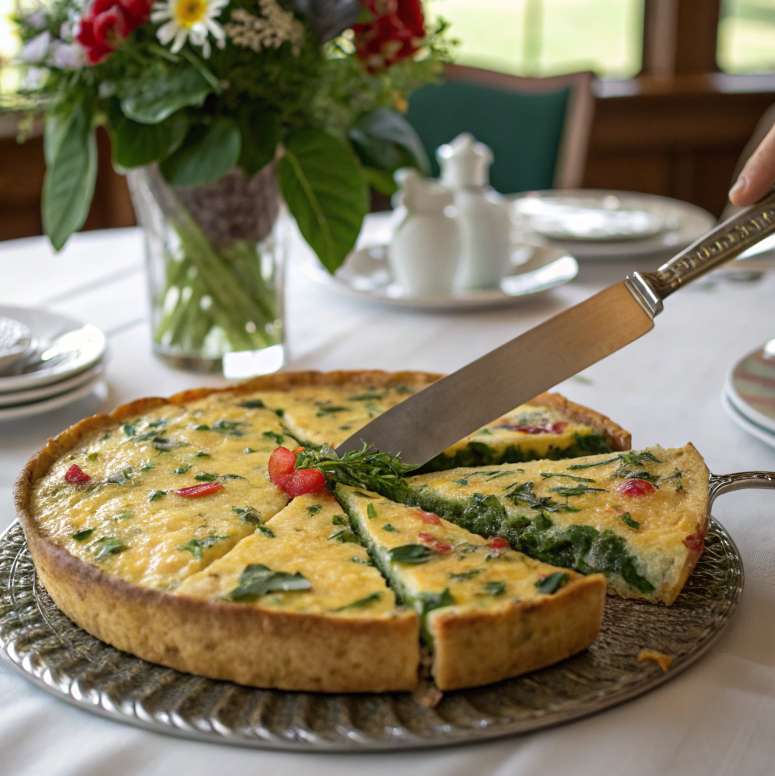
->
[0,518,742,752]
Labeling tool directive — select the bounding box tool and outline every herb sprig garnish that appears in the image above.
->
[294,443,416,500]
[568,451,662,471]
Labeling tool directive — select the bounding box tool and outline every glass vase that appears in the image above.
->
[127,164,285,377]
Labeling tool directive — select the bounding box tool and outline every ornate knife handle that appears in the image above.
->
[629,189,775,311]
[709,471,775,506]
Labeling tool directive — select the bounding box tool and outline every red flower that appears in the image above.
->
[353,0,426,74]
[76,0,150,65]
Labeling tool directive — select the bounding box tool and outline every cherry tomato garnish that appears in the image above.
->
[487,536,510,549]
[268,447,326,497]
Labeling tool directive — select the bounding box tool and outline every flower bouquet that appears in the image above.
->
[15,0,453,370]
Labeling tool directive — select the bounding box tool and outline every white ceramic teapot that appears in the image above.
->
[437,133,513,290]
[388,168,461,296]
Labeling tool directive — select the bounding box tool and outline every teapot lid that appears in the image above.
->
[437,132,493,188]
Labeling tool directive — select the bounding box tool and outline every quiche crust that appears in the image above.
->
[429,572,606,690]
[15,370,630,694]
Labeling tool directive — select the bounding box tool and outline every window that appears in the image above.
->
[718,0,775,74]
[432,0,644,78]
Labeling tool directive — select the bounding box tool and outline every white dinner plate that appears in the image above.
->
[0,306,107,394]
[304,242,579,312]
[722,388,775,452]
[0,375,108,422]
[509,190,717,260]
[0,361,105,408]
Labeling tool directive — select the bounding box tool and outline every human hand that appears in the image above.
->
[729,123,775,207]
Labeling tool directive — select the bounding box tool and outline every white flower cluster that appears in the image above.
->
[224,0,305,56]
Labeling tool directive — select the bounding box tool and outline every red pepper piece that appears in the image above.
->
[683,533,703,552]
[283,468,326,497]
[487,536,510,549]
[173,482,224,498]
[616,479,656,497]
[65,464,91,484]
[417,510,441,525]
[499,421,568,435]
[417,532,452,552]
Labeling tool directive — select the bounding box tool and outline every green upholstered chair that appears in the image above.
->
[406,65,595,194]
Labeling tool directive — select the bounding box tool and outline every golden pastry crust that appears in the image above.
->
[429,573,607,691]
[15,370,629,693]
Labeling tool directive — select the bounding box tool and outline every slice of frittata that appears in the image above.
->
[175,490,419,692]
[401,444,709,605]
[336,485,606,691]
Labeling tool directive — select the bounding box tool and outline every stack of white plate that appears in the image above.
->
[510,190,717,262]
[0,305,108,422]
[722,339,775,451]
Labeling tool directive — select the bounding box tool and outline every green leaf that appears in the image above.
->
[177,534,230,560]
[160,118,242,187]
[483,581,506,596]
[237,108,280,178]
[534,572,569,595]
[94,537,128,561]
[349,109,431,176]
[108,101,188,169]
[72,528,94,542]
[620,512,641,530]
[363,166,397,196]
[120,68,213,124]
[278,128,368,274]
[232,505,261,525]
[335,592,381,611]
[366,503,377,520]
[174,463,192,474]
[417,588,455,615]
[328,529,361,544]
[42,104,97,251]
[388,544,432,564]
[262,431,284,445]
[228,563,311,602]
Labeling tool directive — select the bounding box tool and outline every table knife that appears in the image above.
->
[336,190,775,467]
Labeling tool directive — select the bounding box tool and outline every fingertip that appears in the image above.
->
[729,175,749,207]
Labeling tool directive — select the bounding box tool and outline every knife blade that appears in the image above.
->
[336,190,775,467]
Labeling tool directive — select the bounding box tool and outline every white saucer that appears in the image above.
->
[0,362,105,408]
[304,243,579,312]
[722,388,775,451]
[0,306,107,394]
[510,190,717,260]
[0,375,108,421]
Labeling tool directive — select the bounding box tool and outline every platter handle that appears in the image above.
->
[709,471,775,505]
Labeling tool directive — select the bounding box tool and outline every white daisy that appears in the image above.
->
[152,0,228,58]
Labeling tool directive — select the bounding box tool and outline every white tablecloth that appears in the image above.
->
[1,220,774,776]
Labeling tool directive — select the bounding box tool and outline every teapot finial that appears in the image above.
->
[437,132,494,188]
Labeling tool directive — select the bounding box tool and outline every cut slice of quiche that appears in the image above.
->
[235,371,630,470]
[166,490,419,692]
[336,485,606,691]
[402,444,709,605]
[422,393,628,472]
